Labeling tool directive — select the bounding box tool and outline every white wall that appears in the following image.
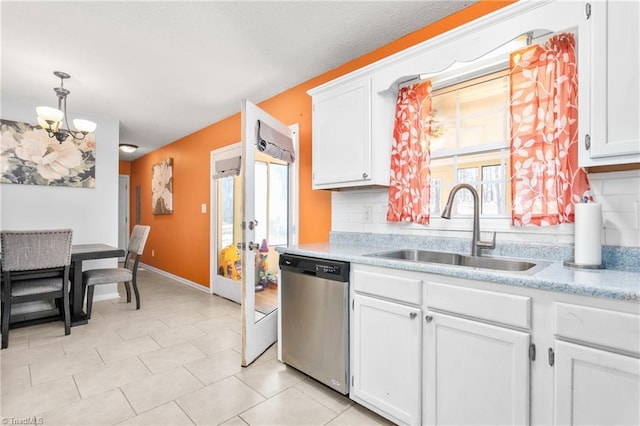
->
[332,170,640,248]
[1,98,122,305]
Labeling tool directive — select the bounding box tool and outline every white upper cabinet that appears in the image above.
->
[581,0,640,166]
[308,1,620,190]
[310,76,376,190]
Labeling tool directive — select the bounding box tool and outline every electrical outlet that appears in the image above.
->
[363,206,372,224]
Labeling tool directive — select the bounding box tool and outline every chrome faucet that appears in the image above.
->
[441,183,496,257]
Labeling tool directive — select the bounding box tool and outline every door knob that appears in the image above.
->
[425,315,433,323]
[409,312,417,319]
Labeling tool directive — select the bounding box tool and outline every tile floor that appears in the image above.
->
[0,268,393,426]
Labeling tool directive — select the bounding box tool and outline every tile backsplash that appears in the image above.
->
[332,170,640,248]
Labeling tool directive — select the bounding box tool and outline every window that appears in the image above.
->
[254,160,289,246]
[428,71,511,218]
[219,176,235,248]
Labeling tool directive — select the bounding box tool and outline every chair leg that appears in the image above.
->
[1,300,10,349]
[131,279,141,310]
[63,287,71,336]
[86,286,95,320]
[124,281,131,303]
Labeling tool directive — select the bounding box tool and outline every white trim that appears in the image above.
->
[118,175,130,262]
[288,123,300,246]
[140,263,210,293]
[92,287,120,302]
[308,1,551,95]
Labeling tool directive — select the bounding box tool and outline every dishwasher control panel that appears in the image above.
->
[316,264,340,274]
[279,254,350,282]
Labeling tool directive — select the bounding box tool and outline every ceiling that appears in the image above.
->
[1,1,473,160]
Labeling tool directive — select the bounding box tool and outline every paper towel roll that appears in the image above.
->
[574,203,602,266]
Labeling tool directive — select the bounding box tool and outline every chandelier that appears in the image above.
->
[36,71,97,143]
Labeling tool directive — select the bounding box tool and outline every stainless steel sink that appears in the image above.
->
[364,249,548,274]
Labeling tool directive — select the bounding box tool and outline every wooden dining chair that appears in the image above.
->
[82,225,150,318]
[1,229,74,349]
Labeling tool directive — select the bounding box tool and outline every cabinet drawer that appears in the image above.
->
[554,302,640,355]
[426,282,531,329]
[353,269,422,305]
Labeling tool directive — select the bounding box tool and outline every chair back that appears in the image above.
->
[128,225,150,256]
[1,229,73,272]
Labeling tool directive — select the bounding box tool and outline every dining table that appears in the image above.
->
[69,244,125,326]
[1,243,125,328]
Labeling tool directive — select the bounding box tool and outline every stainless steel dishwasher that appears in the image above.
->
[279,253,350,395]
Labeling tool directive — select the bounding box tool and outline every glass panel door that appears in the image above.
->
[241,99,298,366]
[211,144,243,304]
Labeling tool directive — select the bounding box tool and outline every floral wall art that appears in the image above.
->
[152,157,173,215]
[0,119,96,187]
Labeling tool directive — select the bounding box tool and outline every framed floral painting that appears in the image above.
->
[152,157,173,215]
[0,119,96,187]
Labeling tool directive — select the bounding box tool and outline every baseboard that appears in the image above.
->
[139,263,210,293]
[92,290,120,302]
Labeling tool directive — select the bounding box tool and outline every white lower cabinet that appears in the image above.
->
[423,312,530,425]
[553,302,640,425]
[554,341,640,426]
[350,264,640,426]
[351,293,422,425]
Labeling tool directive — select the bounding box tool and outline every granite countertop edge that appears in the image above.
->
[277,242,640,302]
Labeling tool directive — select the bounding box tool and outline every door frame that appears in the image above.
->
[118,175,130,261]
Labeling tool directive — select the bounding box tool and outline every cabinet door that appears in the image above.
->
[588,0,640,161]
[351,294,421,425]
[312,77,371,188]
[554,341,640,425]
[424,313,530,425]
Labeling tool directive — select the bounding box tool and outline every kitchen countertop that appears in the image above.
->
[278,242,640,301]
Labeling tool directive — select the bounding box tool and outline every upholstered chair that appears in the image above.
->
[1,229,73,349]
[82,225,150,318]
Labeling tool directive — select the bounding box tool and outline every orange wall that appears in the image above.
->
[119,160,131,175]
[129,1,514,288]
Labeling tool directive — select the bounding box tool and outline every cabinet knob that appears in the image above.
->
[425,315,433,323]
[362,172,368,179]
[409,312,417,319]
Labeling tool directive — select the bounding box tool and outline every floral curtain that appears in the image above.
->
[387,80,432,224]
[509,33,590,226]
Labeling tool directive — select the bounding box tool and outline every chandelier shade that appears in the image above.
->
[36,71,96,143]
[36,106,64,123]
[73,119,97,134]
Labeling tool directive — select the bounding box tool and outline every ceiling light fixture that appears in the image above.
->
[119,144,138,153]
[36,71,97,143]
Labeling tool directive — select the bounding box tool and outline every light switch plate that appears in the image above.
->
[201,203,207,214]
